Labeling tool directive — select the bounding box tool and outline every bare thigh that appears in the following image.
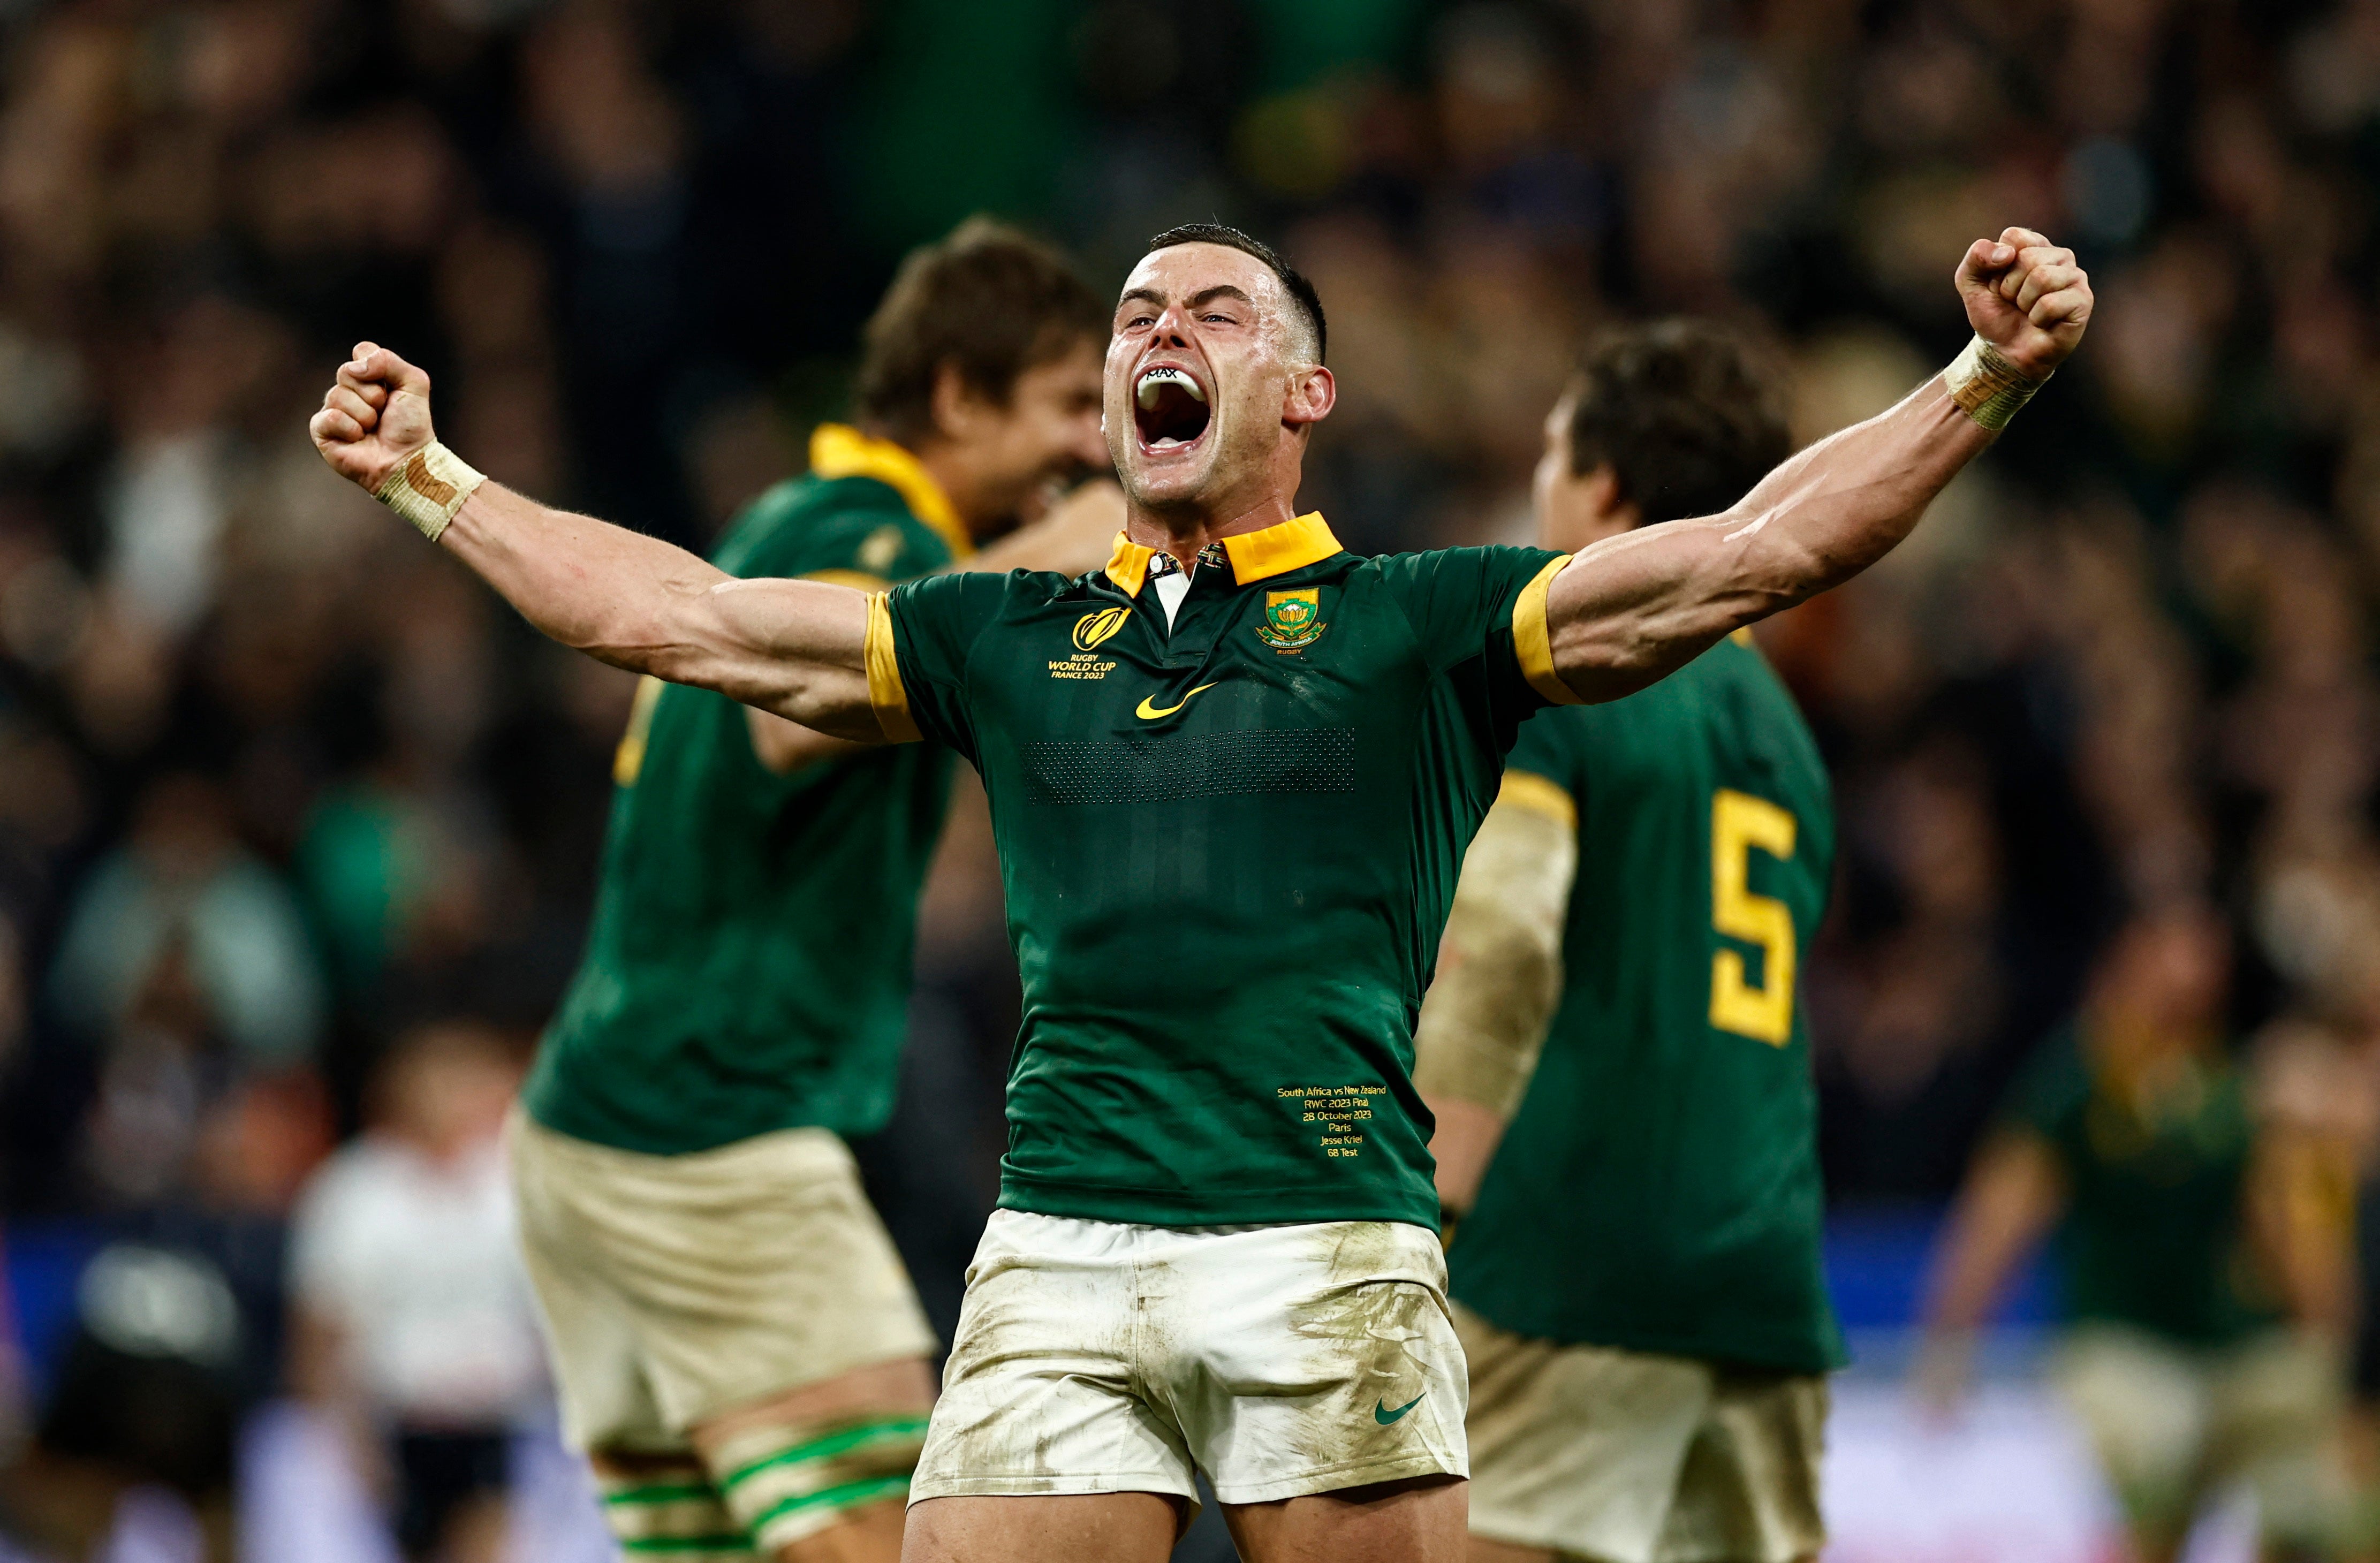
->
[691,1357,938,1563]
[900,1492,1184,1563]
[1224,1474,1469,1563]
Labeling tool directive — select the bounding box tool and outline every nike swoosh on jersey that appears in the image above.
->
[1135,682,1216,720]
[1374,1393,1425,1425]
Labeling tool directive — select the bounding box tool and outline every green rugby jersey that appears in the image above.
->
[866,513,1574,1227]
[522,426,970,1155]
[1449,634,1847,1375]
[2005,1025,2274,1347]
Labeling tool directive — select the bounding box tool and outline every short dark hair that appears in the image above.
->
[1144,222,1327,364]
[1563,321,1791,526]
[854,217,1108,443]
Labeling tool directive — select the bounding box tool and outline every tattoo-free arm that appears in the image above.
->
[1543,229,2091,703]
[1415,791,1578,1221]
[441,482,882,738]
[1543,379,1987,701]
[310,343,882,739]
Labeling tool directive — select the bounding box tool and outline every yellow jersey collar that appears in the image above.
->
[1102,512,1342,596]
[1103,534,1157,596]
[808,423,973,560]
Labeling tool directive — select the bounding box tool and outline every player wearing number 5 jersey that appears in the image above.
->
[309,216,2089,1563]
[1416,324,1843,1563]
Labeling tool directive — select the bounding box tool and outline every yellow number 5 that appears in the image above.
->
[1710,788,1797,1046]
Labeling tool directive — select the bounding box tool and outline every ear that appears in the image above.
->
[1283,364,1336,429]
[1578,464,1635,530]
[1541,461,1638,552]
[929,360,990,444]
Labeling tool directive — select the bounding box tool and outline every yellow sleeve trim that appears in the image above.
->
[863,593,921,744]
[1497,769,1576,831]
[1513,554,1582,705]
[803,568,893,593]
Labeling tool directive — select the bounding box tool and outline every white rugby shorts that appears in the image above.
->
[910,1210,1467,1511]
[1458,1301,1826,1563]
[508,1107,937,1450]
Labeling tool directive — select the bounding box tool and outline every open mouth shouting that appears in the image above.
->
[1134,365,1211,453]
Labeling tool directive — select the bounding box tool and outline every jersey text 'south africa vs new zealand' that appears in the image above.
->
[868,513,1571,1228]
[1451,634,1847,1375]
[524,426,967,1155]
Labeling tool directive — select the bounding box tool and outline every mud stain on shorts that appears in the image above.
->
[1281,1224,1446,1469]
[928,1245,1138,1489]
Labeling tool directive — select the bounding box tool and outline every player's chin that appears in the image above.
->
[1123,440,1218,504]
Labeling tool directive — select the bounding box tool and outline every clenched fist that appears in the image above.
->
[310,342,437,492]
[1955,227,2092,379]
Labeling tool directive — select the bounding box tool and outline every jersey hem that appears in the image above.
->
[518,1088,887,1160]
[1447,1290,1847,1377]
[999,1172,1441,1231]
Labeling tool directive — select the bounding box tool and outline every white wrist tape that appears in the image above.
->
[1944,336,2048,432]
[374,442,486,542]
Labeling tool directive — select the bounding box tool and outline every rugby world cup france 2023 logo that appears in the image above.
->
[1256,588,1326,652]
[1073,606,1130,651]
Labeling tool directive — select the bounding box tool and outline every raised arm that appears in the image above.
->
[1544,229,2091,702]
[310,344,883,740]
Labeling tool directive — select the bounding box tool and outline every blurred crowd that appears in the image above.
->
[0,0,2378,1553]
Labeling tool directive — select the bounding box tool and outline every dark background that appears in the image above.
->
[0,0,2371,1469]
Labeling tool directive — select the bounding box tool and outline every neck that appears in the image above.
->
[1124,492,1299,563]
[855,421,993,537]
[1124,443,1307,564]
[904,439,992,538]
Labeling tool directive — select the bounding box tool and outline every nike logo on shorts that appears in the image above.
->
[1374,1393,1424,1425]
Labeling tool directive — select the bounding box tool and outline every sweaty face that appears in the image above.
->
[1105,244,1318,513]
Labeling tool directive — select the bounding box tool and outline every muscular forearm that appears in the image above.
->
[1545,374,1985,701]
[1689,372,1981,616]
[1542,229,2089,702]
[310,344,885,739]
[439,482,880,738]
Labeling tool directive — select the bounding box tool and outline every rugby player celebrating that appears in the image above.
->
[311,222,2090,1563]
[1414,322,1840,1563]
[490,221,1116,1563]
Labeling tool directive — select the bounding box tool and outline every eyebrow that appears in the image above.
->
[1117,284,1256,314]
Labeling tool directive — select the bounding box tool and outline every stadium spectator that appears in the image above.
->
[286,1020,542,1563]
[50,772,321,1071]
